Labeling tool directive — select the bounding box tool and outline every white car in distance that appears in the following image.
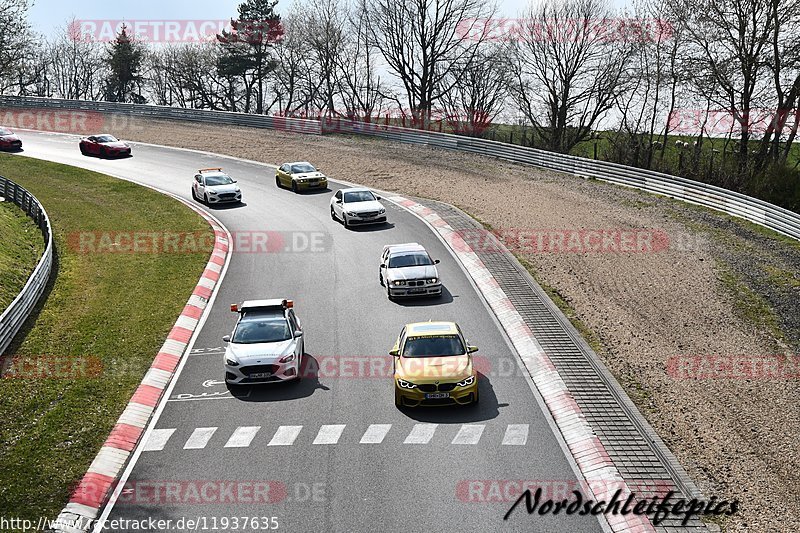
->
[192,167,242,205]
[330,187,387,228]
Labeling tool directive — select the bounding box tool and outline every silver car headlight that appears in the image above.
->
[428,278,438,284]
[379,208,386,214]
[397,379,417,389]
[456,375,475,387]
[279,353,295,363]
[346,211,357,217]
[225,355,239,366]
[209,190,219,195]
[393,280,405,286]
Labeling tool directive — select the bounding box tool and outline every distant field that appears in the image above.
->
[0,199,43,312]
[0,155,211,521]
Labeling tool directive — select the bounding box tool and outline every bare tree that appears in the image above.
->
[48,19,105,100]
[676,0,777,170]
[336,0,387,120]
[272,10,321,115]
[0,0,30,83]
[300,0,348,117]
[439,45,510,135]
[365,0,496,126]
[509,0,632,153]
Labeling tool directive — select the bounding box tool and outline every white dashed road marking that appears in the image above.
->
[313,425,346,445]
[404,423,438,444]
[184,427,217,449]
[268,425,303,446]
[142,429,175,451]
[451,424,485,445]
[502,424,530,445]
[360,424,392,444]
[224,426,260,448]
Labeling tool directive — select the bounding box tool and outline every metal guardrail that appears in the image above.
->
[1,95,798,241]
[323,118,800,241]
[0,176,53,356]
[0,96,322,135]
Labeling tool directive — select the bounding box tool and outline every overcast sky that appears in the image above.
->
[28,0,627,36]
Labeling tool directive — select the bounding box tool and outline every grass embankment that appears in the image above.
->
[0,155,212,522]
[0,199,44,312]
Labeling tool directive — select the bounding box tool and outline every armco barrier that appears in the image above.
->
[1,95,798,241]
[323,118,800,241]
[0,176,53,356]
[0,95,321,134]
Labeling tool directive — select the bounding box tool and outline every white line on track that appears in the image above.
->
[183,427,218,449]
[224,426,261,448]
[403,423,438,444]
[268,425,303,446]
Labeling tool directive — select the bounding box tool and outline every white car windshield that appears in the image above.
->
[232,313,292,344]
[0,128,12,135]
[343,191,376,203]
[389,252,432,268]
[96,135,118,143]
[402,335,466,357]
[205,175,234,186]
[291,163,316,173]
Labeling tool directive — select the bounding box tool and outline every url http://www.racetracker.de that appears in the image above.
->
[1,515,282,532]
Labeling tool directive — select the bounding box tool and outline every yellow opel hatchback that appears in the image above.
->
[391,321,479,407]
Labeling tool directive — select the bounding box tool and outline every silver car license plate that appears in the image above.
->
[425,393,450,399]
[251,372,271,379]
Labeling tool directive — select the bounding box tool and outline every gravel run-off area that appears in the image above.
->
[106,118,800,531]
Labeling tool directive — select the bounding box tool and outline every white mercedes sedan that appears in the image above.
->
[330,187,387,228]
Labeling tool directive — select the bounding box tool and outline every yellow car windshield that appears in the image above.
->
[403,335,465,357]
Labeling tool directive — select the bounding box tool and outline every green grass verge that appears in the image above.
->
[0,154,211,521]
[0,200,44,312]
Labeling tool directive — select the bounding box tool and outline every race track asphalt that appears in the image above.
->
[14,132,604,533]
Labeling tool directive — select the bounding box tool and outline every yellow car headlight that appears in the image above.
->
[456,375,475,387]
[397,378,418,389]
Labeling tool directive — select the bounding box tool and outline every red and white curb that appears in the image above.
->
[51,206,230,533]
[389,196,654,533]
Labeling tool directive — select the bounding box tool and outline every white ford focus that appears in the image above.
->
[223,299,304,384]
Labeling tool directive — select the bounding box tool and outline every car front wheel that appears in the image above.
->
[342,213,350,229]
[330,206,337,220]
[291,180,298,193]
[275,175,282,188]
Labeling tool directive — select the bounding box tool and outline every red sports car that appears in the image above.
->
[79,134,131,158]
[0,127,22,151]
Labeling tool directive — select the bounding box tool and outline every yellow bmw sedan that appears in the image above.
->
[391,321,479,407]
